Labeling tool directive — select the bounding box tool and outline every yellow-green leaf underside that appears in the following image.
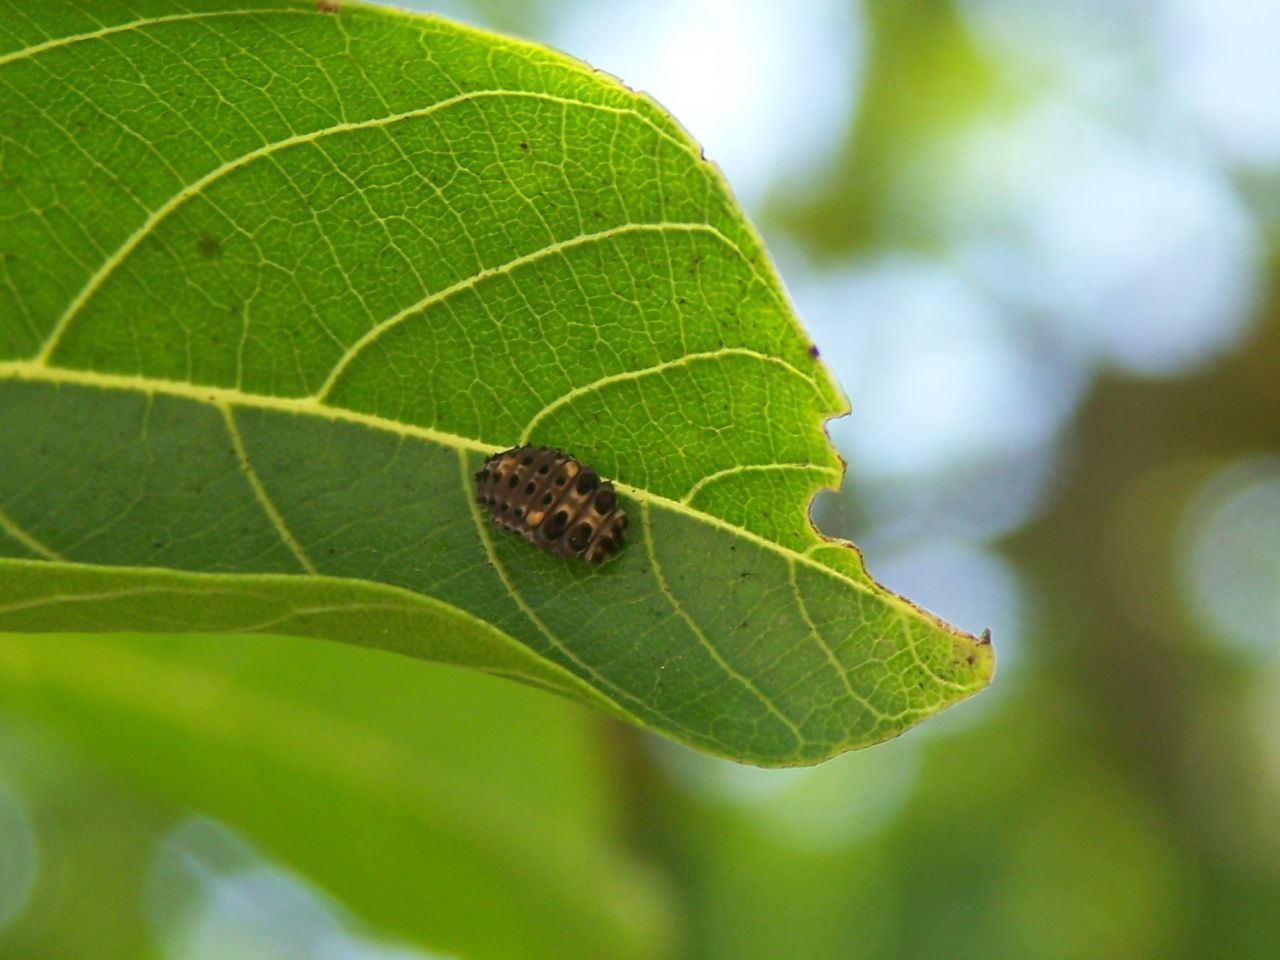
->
[0,0,992,764]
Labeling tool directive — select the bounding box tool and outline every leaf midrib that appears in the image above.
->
[0,359,883,606]
[4,357,930,753]
[3,355,985,724]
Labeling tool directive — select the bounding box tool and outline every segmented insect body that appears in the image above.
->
[474,446,627,564]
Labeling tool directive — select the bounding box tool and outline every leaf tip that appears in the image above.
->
[958,626,997,689]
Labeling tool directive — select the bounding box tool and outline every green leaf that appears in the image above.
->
[0,631,673,959]
[0,0,992,764]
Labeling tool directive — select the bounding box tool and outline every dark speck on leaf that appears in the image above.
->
[808,344,821,358]
[197,234,222,258]
[518,140,529,151]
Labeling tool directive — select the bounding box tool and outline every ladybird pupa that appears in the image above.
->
[474,446,627,564]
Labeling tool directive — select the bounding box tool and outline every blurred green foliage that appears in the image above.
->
[0,632,670,959]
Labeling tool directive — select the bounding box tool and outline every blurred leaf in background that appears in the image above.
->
[0,631,671,959]
[3,0,1280,958]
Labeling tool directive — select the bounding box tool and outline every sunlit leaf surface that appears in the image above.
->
[0,0,992,764]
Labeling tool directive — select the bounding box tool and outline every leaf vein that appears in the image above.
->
[892,607,972,693]
[518,347,822,446]
[0,7,314,69]
[640,500,806,748]
[787,558,887,726]
[682,462,840,504]
[455,448,707,742]
[0,359,968,637]
[33,88,702,366]
[0,506,65,562]
[314,221,752,400]
[0,583,238,618]
[218,402,318,574]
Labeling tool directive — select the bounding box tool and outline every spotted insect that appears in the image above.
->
[474,446,627,564]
